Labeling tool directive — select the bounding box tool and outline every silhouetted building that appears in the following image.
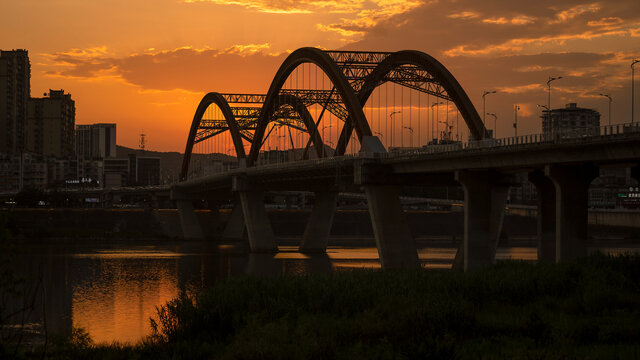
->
[103,158,129,188]
[0,49,30,154]
[128,154,160,186]
[0,152,47,192]
[76,123,116,160]
[541,103,600,137]
[27,90,75,158]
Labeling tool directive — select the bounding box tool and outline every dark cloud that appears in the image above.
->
[45,47,287,93]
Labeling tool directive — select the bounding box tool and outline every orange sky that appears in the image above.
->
[2,0,639,152]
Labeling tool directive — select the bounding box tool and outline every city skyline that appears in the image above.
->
[2,0,639,151]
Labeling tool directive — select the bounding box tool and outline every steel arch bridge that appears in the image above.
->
[181,47,487,181]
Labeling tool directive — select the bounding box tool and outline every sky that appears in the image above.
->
[2,0,639,152]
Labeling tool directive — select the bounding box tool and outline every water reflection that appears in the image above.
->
[8,242,640,344]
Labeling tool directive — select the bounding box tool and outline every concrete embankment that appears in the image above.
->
[2,208,637,243]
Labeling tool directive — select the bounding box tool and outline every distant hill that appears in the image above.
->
[115,145,236,182]
[115,143,335,182]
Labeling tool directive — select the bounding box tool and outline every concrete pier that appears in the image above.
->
[528,169,556,263]
[546,164,598,262]
[299,191,338,253]
[365,185,419,269]
[233,176,277,252]
[172,190,205,240]
[222,194,245,239]
[455,170,511,271]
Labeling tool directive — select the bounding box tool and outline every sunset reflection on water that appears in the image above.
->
[13,243,640,344]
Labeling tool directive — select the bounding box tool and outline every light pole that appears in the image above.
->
[389,111,401,147]
[514,105,520,137]
[403,126,414,147]
[322,124,332,157]
[486,113,497,138]
[599,93,612,126]
[537,104,550,134]
[547,76,563,110]
[431,102,444,142]
[482,90,497,126]
[632,59,639,123]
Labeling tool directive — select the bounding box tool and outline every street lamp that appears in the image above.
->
[482,90,497,126]
[431,102,444,142]
[632,59,639,123]
[389,111,401,147]
[547,76,563,110]
[403,126,414,147]
[599,93,612,126]
[486,113,497,138]
[514,105,520,137]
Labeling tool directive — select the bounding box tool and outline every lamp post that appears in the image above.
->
[402,126,414,147]
[632,59,639,123]
[322,124,332,157]
[514,105,520,137]
[486,113,497,138]
[482,90,497,126]
[389,111,401,147]
[547,76,563,110]
[431,102,444,142]
[599,93,612,126]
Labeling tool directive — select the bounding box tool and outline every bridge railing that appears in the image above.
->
[185,121,640,176]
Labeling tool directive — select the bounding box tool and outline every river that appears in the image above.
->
[5,240,639,344]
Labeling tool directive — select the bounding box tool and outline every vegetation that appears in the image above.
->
[6,254,640,359]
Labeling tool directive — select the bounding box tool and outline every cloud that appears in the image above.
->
[42,44,288,93]
[448,11,480,20]
[549,3,600,24]
[482,15,536,25]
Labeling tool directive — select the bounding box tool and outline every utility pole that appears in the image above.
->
[486,113,497,138]
[514,105,520,137]
[482,90,496,127]
[599,93,612,126]
[547,76,562,111]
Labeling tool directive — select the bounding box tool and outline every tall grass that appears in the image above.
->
[21,254,640,359]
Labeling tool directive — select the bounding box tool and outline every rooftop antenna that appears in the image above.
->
[139,131,146,151]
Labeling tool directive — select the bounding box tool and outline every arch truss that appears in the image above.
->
[182,47,486,180]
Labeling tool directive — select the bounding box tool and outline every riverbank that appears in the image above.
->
[3,208,639,244]
[7,254,640,359]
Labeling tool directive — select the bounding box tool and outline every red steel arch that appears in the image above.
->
[181,92,245,181]
[181,92,326,180]
[248,47,370,166]
[335,50,489,155]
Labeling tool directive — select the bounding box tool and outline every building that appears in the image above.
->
[103,158,129,188]
[27,90,75,158]
[128,154,160,186]
[541,103,600,137]
[76,123,116,160]
[0,49,30,154]
[0,153,47,192]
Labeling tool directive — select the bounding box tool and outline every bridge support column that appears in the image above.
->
[546,164,598,262]
[222,194,245,239]
[365,185,419,269]
[299,190,338,253]
[528,170,556,263]
[233,176,277,252]
[455,170,511,271]
[172,191,205,240]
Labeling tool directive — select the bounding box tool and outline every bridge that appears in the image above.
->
[172,47,640,271]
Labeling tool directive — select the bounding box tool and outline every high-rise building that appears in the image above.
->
[0,49,30,154]
[27,89,75,158]
[75,123,116,160]
[541,103,600,137]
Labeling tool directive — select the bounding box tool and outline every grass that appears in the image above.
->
[8,254,640,359]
